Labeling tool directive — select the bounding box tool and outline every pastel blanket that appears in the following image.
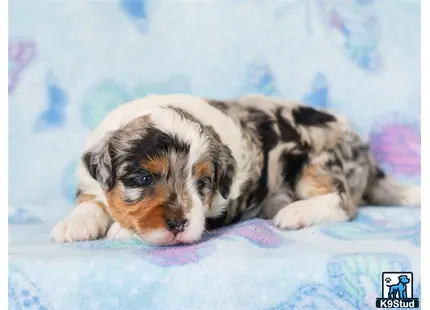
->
[9,206,420,310]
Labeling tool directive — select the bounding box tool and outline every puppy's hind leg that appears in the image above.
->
[273,161,356,229]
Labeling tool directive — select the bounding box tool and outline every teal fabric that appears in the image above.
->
[9,1,420,309]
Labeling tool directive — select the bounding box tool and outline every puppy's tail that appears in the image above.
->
[363,166,420,206]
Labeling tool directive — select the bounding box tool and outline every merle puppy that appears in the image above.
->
[51,94,420,245]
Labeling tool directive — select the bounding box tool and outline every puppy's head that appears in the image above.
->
[83,107,236,245]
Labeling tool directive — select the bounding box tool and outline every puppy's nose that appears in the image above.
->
[166,218,188,234]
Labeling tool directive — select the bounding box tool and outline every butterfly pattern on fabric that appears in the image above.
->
[80,75,191,130]
[33,73,68,132]
[303,72,331,108]
[266,253,419,310]
[245,60,279,96]
[143,219,286,267]
[119,0,148,33]
[8,39,37,93]
[369,115,420,178]
[320,210,420,246]
[8,206,42,225]
[65,219,287,267]
[9,265,52,310]
[315,0,382,73]
[245,64,331,110]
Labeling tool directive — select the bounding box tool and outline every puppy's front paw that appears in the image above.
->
[106,222,135,241]
[50,215,108,242]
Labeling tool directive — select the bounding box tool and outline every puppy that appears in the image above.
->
[50,94,420,245]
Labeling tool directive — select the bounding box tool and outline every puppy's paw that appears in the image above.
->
[106,222,135,241]
[273,202,312,230]
[273,193,348,230]
[50,215,108,242]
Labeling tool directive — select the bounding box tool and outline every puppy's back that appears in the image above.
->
[208,94,350,153]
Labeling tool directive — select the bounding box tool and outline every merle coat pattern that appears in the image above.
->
[51,94,420,245]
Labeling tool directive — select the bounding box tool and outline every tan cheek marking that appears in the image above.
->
[106,188,135,229]
[133,183,169,232]
[107,184,168,233]
[138,204,166,232]
[142,156,169,176]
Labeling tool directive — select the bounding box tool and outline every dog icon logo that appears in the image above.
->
[386,275,410,299]
[376,272,419,308]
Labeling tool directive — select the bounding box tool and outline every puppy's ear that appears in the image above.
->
[82,134,116,191]
[214,144,236,199]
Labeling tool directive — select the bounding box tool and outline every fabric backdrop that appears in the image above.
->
[9,0,420,222]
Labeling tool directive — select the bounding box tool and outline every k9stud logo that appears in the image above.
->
[376,272,419,308]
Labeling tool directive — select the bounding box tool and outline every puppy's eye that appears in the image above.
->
[133,171,153,186]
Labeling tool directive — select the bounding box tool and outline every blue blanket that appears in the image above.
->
[9,206,420,309]
[9,0,420,309]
